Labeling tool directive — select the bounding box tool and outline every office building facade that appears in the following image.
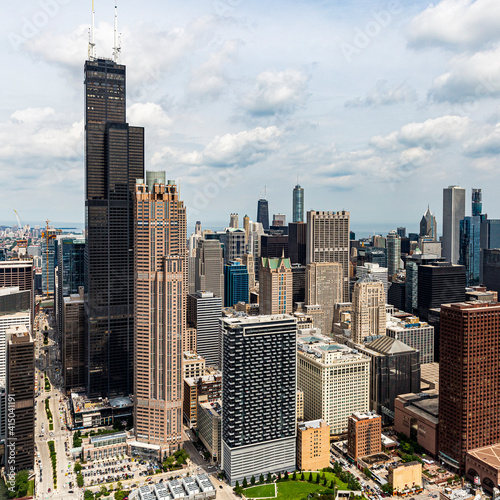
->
[194,239,224,304]
[420,207,437,240]
[442,186,466,264]
[386,230,401,276]
[296,420,330,470]
[347,412,382,460]
[293,185,304,223]
[439,302,500,472]
[257,198,270,231]
[289,222,307,266]
[133,173,185,458]
[224,261,249,308]
[259,256,293,315]
[63,288,85,391]
[84,57,144,398]
[221,315,297,485]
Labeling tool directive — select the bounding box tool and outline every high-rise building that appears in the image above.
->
[397,227,406,239]
[305,262,342,334]
[459,215,483,286]
[439,302,500,472]
[442,186,466,264]
[56,237,85,340]
[187,291,222,367]
[260,234,289,259]
[417,263,465,320]
[6,325,34,472]
[133,173,185,459]
[293,185,304,223]
[257,198,270,231]
[351,275,386,344]
[291,264,306,309]
[480,219,500,283]
[386,315,434,364]
[221,315,297,485]
[224,228,246,264]
[259,256,293,315]
[194,239,224,303]
[241,254,255,292]
[347,412,382,461]
[420,207,437,241]
[272,213,287,227]
[289,222,307,265]
[386,230,401,276]
[229,213,239,229]
[483,249,500,295]
[224,261,249,308]
[0,261,34,328]
[62,288,85,391]
[84,57,144,398]
[472,188,482,216]
[41,230,57,297]
[356,263,389,299]
[306,210,350,301]
[297,331,370,434]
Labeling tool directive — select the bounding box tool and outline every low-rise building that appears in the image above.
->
[296,419,330,471]
[183,351,206,379]
[197,399,222,463]
[129,474,216,500]
[347,412,382,461]
[394,391,438,457]
[82,431,128,462]
[388,461,423,494]
[466,443,500,494]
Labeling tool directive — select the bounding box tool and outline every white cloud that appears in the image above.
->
[370,115,471,150]
[127,102,172,131]
[408,0,500,51]
[243,69,309,117]
[428,46,500,103]
[345,80,417,108]
[187,39,243,101]
[464,123,500,157]
[152,126,282,168]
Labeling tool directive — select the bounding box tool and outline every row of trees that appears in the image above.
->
[47,440,57,489]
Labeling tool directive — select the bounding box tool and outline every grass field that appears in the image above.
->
[244,472,348,500]
[243,483,277,498]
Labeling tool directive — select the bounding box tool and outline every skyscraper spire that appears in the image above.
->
[113,1,121,63]
[88,0,96,60]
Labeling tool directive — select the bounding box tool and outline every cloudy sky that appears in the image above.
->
[2,0,500,234]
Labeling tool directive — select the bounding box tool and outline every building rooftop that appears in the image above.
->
[468,442,500,469]
[366,336,416,355]
[185,373,221,387]
[221,314,295,326]
[199,399,222,417]
[71,392,133,414]
[351,411,381,421]
[386,315,431,331]
[298,419,328,431]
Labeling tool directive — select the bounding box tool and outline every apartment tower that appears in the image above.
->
[133,172,186,459]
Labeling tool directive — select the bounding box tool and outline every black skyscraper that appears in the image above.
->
[257,198,269,231]
[84,58,144,398]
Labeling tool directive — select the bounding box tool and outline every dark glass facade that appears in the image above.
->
[293,185,304,223]
[483,249,500,295]
[289,222,306,265]
[84,58,144,398]
[260,235,289,259]
[459,215,483,286]
[224,261,249,307]
[257,198,269,231]
[480,219,500,283]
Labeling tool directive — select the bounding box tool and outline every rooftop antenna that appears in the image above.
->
[88,0,96,60]
[264,185,267,199]
[113,1,121,63]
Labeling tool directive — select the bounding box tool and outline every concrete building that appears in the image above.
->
[466,443,500,494]
[62,287,85,392]
[198,400,222,463]
[439,302,500,472]
[351,275,386,344]
[386,315,435,364]
[388,462,423,494]
[133,173,185,459]
[297,389,304,422]
[0,261,33,328]
[347,412,382,461]
[221,315,297,485]
[296,419,330,471]
[297,331,370,435]
[224,228,246,264]
[394,391,439,457]
[194,239,224,304]
[306,210,350,301]
[305,262,343,334]
[356,263,389,298]
[229,213,239,229]
[183,352,206,379]
[183,374,222,428]
[442,186,466,265]
[241,254,255,292]
[420,206,437,241]
[6,325,34,472]
[259,256,293,315]
[187,291,222,366]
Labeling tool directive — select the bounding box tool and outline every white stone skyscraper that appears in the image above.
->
[442,186,466,264]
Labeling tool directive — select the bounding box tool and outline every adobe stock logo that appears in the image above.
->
[340,1,402,64]
[8,0,71,50]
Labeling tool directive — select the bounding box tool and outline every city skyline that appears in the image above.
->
[2,1,500,229]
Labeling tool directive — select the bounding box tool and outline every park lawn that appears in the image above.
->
[298,471,348,489]
[244,483,277,498]
[28,480,35,496]
[276,480,335,500]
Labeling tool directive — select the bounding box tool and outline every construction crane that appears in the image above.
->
[13,209,29,252]
[41,220,62,298]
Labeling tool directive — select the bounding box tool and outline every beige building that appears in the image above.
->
[305,262,342,334]
[183,374,222,427]
[183,351,206,379]
[259,256,293,315]
[133,172,186,459]
[351,274,386,344]
[241,254,256,292]
[297,420,330,471]
[184,327,197,353]
[347,411,382,460]
[388,461,423,493]
[297,388,304,422]
[306,210,350,301]
[297,331,370,434]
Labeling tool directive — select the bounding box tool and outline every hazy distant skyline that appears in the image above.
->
[2,0,500,230]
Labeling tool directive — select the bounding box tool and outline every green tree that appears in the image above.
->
[251,475,256,485]
[284,471,289,481]
[77,473,84,487]
[84,491,95,500]
[277,472,282,481]
[381,484,393,495]
[74,462,83,473]
[259,474,265,484]
[363,467,372,479]
[266,472,272,483]
[323,477,328,486]
[242,477,248,488]
[309,472,313,482]
[292,471,297,480]
[316,473,320,484]
[301,472,305,481]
